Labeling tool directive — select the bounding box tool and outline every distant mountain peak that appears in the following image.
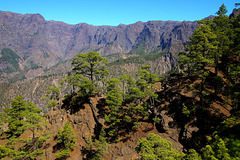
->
[230,8,240,19]
[202,15,216,20]
[0,10,199,82]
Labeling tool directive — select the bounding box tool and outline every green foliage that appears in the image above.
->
[133,121,141,129]
[86,134,93,152]
[1,96,47,159]
[28,60,40,70]
[179,22,217,81]
[24,101,46,139]
[55,148,71,159]
[182,5,240,159]
[124,75,143,103]
[108,56,144,66]
[38,130,53,148]
[0,48,20,61]
[120,73,128,100]
[108,41,114,46]
[136,133,185,160]
[63,51,108,99]
[106,65,160,131]
[43,51,50,59]
[17,101,47,159]
[105,78,123,138]
[136,65,159,125]
[124,115,132,122]
[197,4,234,94]
[56,121,76,159]
[104,66,160,135]
[0,48,21,72]
[0,145,13,159]
[182,103,191,118]
[152,117,161,124]
[136,65,159,90]
[106,78,123,106]
[212,4,233,74]
[216,4,227,16]
[108,51,165,66]
[46,86,60,100]
[178,52,191,75]
[72,51,109,82]
[185,149,202,160]
[42,86,60,110]
[200,113,240,159]
[102,52,122,62]
[4,95,27,137]
[202,135,231,160]
[185,24,216,73]
[1,4,240,160]
[0,111,7,134]
[179,18,221,108]
[128,43,146,55]
[212,116,240,158]
[94,126,108,159]
[61,74,95,98]
[44,99,57,110]
[84,128,108,160]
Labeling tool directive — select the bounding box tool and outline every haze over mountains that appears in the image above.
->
[0,10,201,82]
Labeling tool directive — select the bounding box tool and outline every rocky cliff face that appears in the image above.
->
[38,72,231,159]
[43,94,184,160]
[0,11,198,82]
[230,8,240,18]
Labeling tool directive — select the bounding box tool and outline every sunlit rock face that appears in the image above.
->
[0,11,199,81]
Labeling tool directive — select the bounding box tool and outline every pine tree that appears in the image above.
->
[124,75,143,104]
[136,133,185,159]
[104,78,123,138]
[1,96,48,160]
[178,52,191,75]
[62,51,108,99]
[202,135,231,160]
[182,24,217,108]
[136,65,159,125]
[25,101,46,139]
[0,111,7,135]
[185,24,216,74]
[16,101,47,160]
[46,86,61,100]
[123,75,144,127]
[4,95,27,137]
[61,73,95,98]
[119,73,128,101]
[228,7,240,112]
[185,149,202,160]
[198,4,234,94]
[41,86,60,111]
[0,143,15,159]
[94,126,108,159]
[55,121,76,159]
[213,4,233,76]
[72,51,109,83]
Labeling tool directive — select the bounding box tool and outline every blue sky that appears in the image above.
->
[0,0,236,26]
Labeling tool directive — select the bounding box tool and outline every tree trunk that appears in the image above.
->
[200,77,204,109]
[215,56,219,95]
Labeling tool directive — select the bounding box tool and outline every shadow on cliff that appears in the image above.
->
[61,92,89,114]
[156,73,231,151]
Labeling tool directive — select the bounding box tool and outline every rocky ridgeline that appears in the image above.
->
[43,94,184,159]
[0,11,199,81]
[38,73,231,159]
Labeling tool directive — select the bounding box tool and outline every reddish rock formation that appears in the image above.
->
[42,94,184,159]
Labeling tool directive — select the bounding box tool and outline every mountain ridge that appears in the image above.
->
[0,10,200,82]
